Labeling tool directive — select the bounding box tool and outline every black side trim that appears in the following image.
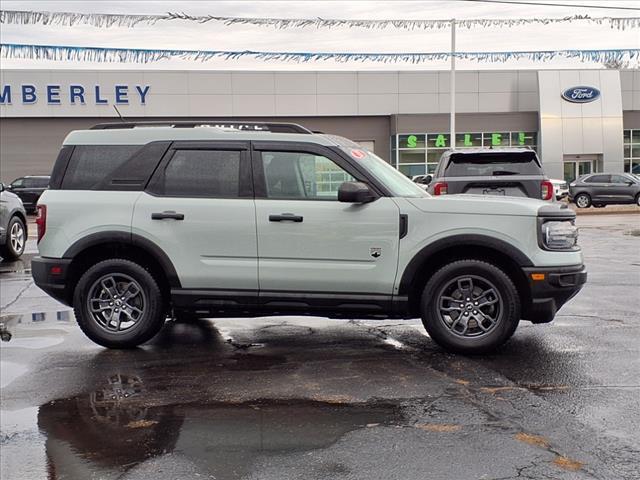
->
[62,231,182,288]
[63,231,131,257]
[31,257,73,306]
[521,265,587,323]
[171,288,405,318]
[399,214,408,239]
[398,234,533,295]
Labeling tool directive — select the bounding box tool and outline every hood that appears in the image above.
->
[407,194,560,217]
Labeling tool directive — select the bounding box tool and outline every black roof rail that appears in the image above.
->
[89,121,313,134]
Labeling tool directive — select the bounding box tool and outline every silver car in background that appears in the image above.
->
[0,182,28,260]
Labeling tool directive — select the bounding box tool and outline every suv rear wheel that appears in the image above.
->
[420,260,520,354]
[73,259,165,348]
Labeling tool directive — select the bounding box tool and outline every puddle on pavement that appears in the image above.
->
[4,375,403,480]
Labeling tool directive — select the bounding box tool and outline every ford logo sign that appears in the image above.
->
[561,86,600,103]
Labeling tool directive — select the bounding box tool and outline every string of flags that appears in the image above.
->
[2,43,638,65]
[1,9,639,30]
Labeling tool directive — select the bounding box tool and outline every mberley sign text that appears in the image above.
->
[0,84,151,105]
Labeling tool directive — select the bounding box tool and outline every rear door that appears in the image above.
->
[444,152,543,199]
[132,141,258,291]
[252,142,400,298]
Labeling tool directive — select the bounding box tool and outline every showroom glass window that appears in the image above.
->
[391,131,537,178]
[623,130,640,174]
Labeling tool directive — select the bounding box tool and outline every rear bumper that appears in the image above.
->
[521,264,587,324]
[31,256,72,306]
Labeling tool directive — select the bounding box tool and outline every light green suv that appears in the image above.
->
[32,122,586,353]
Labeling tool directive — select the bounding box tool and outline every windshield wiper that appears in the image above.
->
[492,170,520,176]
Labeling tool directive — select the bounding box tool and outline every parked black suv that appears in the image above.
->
[427,149,553,201]
[569,173,640,208]
[6,175,50,213]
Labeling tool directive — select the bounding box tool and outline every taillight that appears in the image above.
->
[541,180,553,201]
[36,205,47,243]
[433,182,448,195]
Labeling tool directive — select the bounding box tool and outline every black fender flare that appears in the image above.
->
[397,234,533,295]
[63,231,181,288]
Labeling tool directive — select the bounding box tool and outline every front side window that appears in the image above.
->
[610,175,633,184]
[261,151,354,200]
[158,149,241,197]
[11,178,24,188]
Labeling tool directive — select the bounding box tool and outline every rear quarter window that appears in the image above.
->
[444,152,542,177]
[61,145,141,190]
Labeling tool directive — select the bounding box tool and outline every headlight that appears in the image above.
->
[542,220,578,250]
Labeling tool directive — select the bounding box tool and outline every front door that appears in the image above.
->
[252,143,401,296]
[132,141,258,290]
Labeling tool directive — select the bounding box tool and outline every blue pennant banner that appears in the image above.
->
[1,9,639,30]
[2,43,639,64]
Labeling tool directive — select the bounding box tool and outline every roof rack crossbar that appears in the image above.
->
[90,121,312,134]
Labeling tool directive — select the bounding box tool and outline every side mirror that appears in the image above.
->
[338,181,376,203]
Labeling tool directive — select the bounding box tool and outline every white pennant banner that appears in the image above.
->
[1,9,639,30]
[2,43,639,64]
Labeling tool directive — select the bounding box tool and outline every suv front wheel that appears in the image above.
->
[421,260,520,354]
[73,259,166,348]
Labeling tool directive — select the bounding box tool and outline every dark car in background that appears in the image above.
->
[569,173,640,208]
[6,175,50,213]
[426,149,553,201]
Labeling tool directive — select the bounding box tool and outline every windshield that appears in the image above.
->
[444,151,542,177]
[339,147,427,198]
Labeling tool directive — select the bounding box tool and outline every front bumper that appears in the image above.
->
[521,264,587,323]
[31,256,72,306]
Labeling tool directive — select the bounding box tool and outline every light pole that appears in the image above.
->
[450,18,456,149]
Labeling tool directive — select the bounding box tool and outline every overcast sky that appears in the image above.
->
[1,0,639,70]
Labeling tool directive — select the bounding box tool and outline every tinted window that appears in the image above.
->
[25,178,49,188]
[610,175,632,184]
[585,175,610,183]
[262,151,354,200]
[62,145,140,189]
[444,152,542,177]
[11,178,25,187]
[159,149,241,197]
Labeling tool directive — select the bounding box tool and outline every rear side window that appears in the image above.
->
[444,152,542,177]
[31,178,49,188]
[155,149,241,197]
[61,145,140,189]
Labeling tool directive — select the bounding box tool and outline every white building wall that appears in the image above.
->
[538,70,624,179]
[0,69,537,118]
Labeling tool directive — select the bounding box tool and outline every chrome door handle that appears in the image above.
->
[269,213,303,222]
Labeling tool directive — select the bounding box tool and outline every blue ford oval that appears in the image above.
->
[562,86,600,103]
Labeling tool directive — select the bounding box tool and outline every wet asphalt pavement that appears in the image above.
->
[1,214,639,480]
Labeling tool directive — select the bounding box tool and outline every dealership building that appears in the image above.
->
[1,68,639,183]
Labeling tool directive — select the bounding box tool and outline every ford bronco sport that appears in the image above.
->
[32,122,586,353]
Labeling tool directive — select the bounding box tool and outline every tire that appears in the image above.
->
[420,259,520,354]
[636,194,640,207]
[73,259,165,348]
[0,216,26,260]
[574,193,591,208]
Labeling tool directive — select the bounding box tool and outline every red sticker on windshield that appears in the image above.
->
[351,149,366,159]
